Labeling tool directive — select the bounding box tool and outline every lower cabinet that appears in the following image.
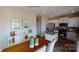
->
[45,33,58,41]
[67,32,77,41]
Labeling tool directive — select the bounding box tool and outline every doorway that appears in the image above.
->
[36,15,41,37]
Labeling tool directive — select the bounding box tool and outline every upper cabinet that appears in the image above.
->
[68,17,79,27]
[59,17,69,23]
[48,20,59,26]
[48,17,79,27]
[48,17,69,27]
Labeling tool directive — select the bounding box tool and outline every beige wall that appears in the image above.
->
[0,7,36,49]
[41,16,48,36]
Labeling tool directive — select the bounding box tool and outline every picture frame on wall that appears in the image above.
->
[12,20,21,30]
[23,20,29,29]
[14,21,20,29]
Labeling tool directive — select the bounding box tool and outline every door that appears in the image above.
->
[36,16,41,37]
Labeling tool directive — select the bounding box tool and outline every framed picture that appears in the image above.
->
[23,20,29,29]
[14,21,20,29]
[12,20,20,30]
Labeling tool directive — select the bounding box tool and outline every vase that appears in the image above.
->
[35,38,39,46]
[29,36,34,48]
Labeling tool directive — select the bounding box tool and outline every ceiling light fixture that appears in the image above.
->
[42,11,46,14]
[72,10,75,13]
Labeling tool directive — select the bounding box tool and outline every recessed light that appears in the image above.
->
[72,10,75,13]
[42,11,46,14]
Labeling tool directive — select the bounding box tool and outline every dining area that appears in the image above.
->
[2,36,58,52]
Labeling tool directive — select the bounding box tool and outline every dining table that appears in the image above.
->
[2,37,50,52]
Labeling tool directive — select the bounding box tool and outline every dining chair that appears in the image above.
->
[46,39,57,52]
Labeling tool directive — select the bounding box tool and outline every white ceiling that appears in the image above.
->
[1,6,79,17]
[16,6,79,16]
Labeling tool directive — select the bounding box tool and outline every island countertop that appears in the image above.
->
[2,37,50,52]
[46,32,58,35]
[45,32,58,42]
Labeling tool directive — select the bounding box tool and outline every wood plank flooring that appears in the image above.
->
[54,37,76,52]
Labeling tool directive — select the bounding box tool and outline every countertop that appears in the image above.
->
[46,32,58,35]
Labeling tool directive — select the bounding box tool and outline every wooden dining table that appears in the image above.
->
[2,38,50,52]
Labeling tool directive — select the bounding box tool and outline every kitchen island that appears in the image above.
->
[45,32,58,52]
[45,32,58,41]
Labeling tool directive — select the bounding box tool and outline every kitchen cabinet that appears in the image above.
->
[68,17,79,27]
[48,17,79,27]
[67,32,77,41]
[45,32,58,41]
[45,32,58,52]
[48,20,59,26]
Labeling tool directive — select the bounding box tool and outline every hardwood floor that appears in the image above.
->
[54,37,76,52]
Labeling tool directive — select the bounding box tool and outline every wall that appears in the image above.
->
[41,16,48,37]
[0,7,36,50]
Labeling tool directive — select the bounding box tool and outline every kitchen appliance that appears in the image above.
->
[59,23,68,38]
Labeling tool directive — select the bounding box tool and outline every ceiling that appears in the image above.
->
[16,6,79,17]
[1,6,79,17]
